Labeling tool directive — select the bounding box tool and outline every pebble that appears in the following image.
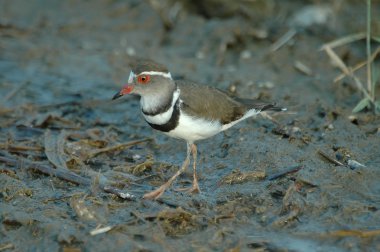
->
[347,159,366,170]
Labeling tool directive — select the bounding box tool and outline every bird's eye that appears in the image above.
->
[137,75,150,84]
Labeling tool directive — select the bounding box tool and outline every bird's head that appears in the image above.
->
[112,60,175,100]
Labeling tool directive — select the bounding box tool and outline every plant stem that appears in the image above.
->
[366,0,373,100]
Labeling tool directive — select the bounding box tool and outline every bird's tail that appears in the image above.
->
[260,103,287,112]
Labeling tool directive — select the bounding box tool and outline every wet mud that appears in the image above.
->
[1,0,380,251]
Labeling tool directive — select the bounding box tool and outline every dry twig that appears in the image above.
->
[268,165,303,181]
[317,149,344,166]
[0,152,136,200]
[85,138,151,160]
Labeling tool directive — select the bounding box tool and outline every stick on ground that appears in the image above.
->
[0,152,136,200]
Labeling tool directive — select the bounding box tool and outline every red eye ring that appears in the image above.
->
[137,75,150,84]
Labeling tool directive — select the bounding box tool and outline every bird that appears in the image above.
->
[112,59,286,200]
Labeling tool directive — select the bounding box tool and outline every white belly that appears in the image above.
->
[165,113,222,143]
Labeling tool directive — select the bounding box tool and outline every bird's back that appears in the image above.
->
[176,80,282,125]
[176,80,248,124]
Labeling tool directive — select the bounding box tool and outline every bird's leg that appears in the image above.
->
[143,142,192,200]
[175,143,200,193]
[189,143,200,193]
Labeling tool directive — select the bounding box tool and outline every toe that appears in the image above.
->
[143,186,166,200]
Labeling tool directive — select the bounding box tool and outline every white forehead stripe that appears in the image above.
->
[128,71,135,83]
[138,71,172,79]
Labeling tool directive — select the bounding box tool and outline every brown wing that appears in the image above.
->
[176,80,248,124]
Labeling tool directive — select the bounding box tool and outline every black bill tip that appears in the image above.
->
[112,91,123,100]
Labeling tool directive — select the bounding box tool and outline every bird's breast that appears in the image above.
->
[164,112,222,142]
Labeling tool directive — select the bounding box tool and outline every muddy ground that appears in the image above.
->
[1,0,380,251]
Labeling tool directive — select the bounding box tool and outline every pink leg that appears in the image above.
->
[175,143,200,193]
[143,142,192,200]
[189,143,200,193]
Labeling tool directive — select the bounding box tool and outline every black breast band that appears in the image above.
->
[146,98,180,132]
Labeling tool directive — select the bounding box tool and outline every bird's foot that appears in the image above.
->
[190,179,201,193]
[143,183,168,200]
[187,183,200,194]
[175,182,200,194]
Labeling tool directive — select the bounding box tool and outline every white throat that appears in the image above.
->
[141,88,180,125]
[140,88,179,111]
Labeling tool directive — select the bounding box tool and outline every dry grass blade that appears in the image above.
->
[0,143,43,152]
[85,138,151,160]
[323,46,351,75]
[270,28,297,52]
[323,45,372,101]
[320,32,366,50]
[44,130,69,170]
[334,46,380,82]
[334,61,367,83]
